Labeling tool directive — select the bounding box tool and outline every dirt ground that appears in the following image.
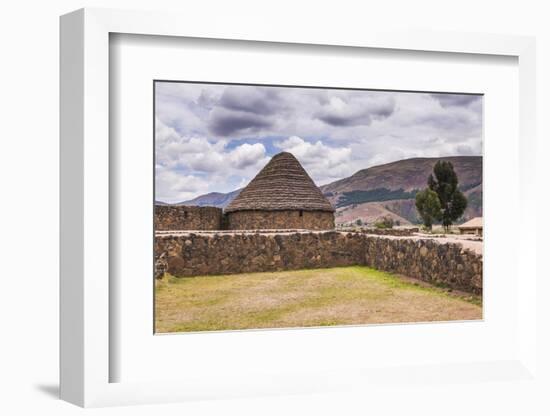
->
[155,266,482,333]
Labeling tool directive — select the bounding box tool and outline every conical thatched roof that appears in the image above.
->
[225,152,335,213]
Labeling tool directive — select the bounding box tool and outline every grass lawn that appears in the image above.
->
[155,266,482,333]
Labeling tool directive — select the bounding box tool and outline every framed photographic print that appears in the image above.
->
[60,8,538,408]
[152,80,484,334]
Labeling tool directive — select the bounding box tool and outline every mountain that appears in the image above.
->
[335,201,414,226]
[174,188,242,208]
[320,156,481,204]
[320,156,482,225]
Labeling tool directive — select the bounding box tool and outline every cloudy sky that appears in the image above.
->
[155,82,482,203]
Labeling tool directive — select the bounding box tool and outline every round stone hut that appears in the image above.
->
[225,152,335,230]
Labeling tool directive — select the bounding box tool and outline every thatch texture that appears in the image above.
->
[225,152,335,213]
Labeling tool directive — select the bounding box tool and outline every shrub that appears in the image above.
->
[374,216,394,229]
[415,188,441,230]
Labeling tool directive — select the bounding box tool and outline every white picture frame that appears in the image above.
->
[60,7,538,408]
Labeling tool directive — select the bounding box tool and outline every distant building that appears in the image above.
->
[458,217,483,236]
[225,152,335,230]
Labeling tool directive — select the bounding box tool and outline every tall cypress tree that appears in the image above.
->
[427,161,467,231]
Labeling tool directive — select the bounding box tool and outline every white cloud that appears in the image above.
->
[155,82,482,201]
[227,143,267,169]
[276,136,353,184]
[316,93,395,126]
[155,169,208,202]
[155,118,269,202]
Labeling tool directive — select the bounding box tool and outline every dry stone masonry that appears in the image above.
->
[226,210,335,230]
[363,237,482,293]
[154,205,223,231]
[155,231,482,294]
[360,227,420,236]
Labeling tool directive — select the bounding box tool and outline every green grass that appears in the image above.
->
[155,266,482,333]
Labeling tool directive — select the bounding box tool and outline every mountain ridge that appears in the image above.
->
[159,188,242,208]
[320,156,481,195]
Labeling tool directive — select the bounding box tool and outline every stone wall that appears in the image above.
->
[155,205,223,231]
[363,237,482,293]
[361,227,419,236]
[155,231,482,294]
[226,210,335,230]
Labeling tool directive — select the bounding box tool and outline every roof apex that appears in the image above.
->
[225,151,335,213]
